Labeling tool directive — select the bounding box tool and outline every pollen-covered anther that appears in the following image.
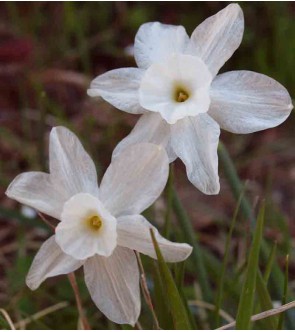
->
[88,215,102,231]
[174,88,189,103]
[177,91,189,102]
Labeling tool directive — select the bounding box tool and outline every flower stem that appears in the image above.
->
[171,188,212,303]
[135,251,160,330]
[67,272,91,330]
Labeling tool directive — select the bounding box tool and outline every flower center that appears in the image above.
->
[175,88,189,103]
[87,215,102,231]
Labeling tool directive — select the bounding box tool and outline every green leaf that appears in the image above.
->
[236,203,265,329]
[172,188,212,303]
[277,255,289,329]
[264,242,277,284]
[152,262,174,330]
[150,229,192,330]
[214,186,244,327]
[255,270,277,329]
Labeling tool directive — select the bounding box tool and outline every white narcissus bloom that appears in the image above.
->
[6,126,192,326]
[88,3,293,195]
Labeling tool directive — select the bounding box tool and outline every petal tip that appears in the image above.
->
[87,88,100,97]
[26,276,39,291]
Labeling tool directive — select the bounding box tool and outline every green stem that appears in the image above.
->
[172,188,212,303]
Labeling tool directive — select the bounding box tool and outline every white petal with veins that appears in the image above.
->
[100,143,169,217]
[26,235,84,290]
[171,114,220,195]
[49,127,99,198]
[209,70,293,133]
[6,172,64,220]
[117,214,192,262]
[84,247,140,326]
[187,3,244,77]
[87,68,145,114]
[112,113,176,162]
[134,22,189,69]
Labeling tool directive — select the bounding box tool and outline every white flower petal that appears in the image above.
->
[100,143,169,217]
[26,235,84,290]
[49,127,99,198]
[139,54,212,124]
[171,114,220,195]
[134,22,189,69]
[117,215,192,262]
[84,247,140,326]
[187,4,244,77]
[113,113,176,162]
[87,68,145,114]
[56,193,117,260]
[6,172,63,219]
[209,70,293,134]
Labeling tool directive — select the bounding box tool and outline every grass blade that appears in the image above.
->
[214,187,244,327]
[255,270,277,329]
[264,242,277,284]
[152,262,174,330]
[236,203,265,329]
[277,255,289,329]
[150,229,192,330]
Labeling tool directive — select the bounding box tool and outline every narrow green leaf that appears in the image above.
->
[172,188,212,303]
[152,262,174,330]
[150,229,191,330]
[277,255,289,329]
[236,203,265,329]
[214,186,244,327]
[174,262,198,329]
[255,270,277,329]
[263,242,277,284]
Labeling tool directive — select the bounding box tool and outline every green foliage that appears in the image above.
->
[1,2,294,330]
[236,204,265,329]
[150,229,192,330]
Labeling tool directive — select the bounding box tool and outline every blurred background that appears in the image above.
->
[0,2,294,329]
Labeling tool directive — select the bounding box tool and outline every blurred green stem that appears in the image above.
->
[172,188,212,303]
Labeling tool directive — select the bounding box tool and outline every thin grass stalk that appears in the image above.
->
[217,300,295,330]
[0,308,16,330]
[135,252,160,330]
[14,302,68,329]
[68,273,91,330]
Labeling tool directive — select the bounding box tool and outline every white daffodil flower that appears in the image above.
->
[6,126,192,326]
[88,3,293,195]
